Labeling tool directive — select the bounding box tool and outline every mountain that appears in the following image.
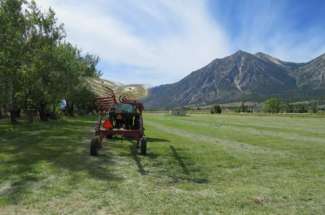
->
[255,52,304,70]
[291,54,325,89]
[144,50,325,108]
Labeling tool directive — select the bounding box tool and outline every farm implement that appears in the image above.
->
[90,85,147,156]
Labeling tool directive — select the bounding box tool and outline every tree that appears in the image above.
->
[54,43,100,116]
[0,0,101,123]
[211,104,222,114]
[235,102,250,113]
[24,3,66,121]
[263,97,282,113]
[283,102,294,113]
[23,3,99,119]
[295,104,308,113]
[309,102,319,113]
[0,0,27,123]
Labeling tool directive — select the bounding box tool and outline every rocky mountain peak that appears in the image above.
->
[144,51,325,108]
[255,52,283,65]
[231,50,253,58]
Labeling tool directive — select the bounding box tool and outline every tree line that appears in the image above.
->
[209,98,322,114]
[0,0,100,123]
[262,97,320,114]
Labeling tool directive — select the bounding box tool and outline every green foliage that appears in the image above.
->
[282,101,319,113]
[234,102,253,113]
[210,104,222,114]
[0,0,100,122]
[309,102,319,113]
[0,0,27,122]
[263,97,282,113]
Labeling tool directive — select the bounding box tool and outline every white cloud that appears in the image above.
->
[36,0,230,85]
[35,0,325,85]
[225,0,325,63]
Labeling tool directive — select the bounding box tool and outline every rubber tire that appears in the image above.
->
[139,138,147,155]
[90,137,100,156]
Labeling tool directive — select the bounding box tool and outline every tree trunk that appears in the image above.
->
[0,107,2,119]
[48,103,58,120]
[3,105,8,118]
[39,102,48,121]
[66,100,74,116]
[8,88,18,123]
[10,110,17,124]
[26,110,33,123]
[16,108,21,118]
[52,103,56,113]
[9,102,18,124]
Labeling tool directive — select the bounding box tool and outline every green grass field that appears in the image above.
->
[1,113,325,214]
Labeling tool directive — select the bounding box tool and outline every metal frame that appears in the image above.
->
[90,87,146,155]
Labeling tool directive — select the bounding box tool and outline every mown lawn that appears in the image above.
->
[0,113,325,214]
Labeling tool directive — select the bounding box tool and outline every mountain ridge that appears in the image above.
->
[144,50,325,108]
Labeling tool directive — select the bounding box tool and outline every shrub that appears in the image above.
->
[263,97,282,113]
[211,105,222,114]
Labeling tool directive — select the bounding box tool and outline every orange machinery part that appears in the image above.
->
[103,120,113,129]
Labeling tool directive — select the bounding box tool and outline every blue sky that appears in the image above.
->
[37,0,325,86]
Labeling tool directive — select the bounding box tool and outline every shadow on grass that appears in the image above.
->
[129,145,147,175]
[169,145,208,184]
[169,146,190,175]
[0,118,123,204]
[146,137,170,143]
